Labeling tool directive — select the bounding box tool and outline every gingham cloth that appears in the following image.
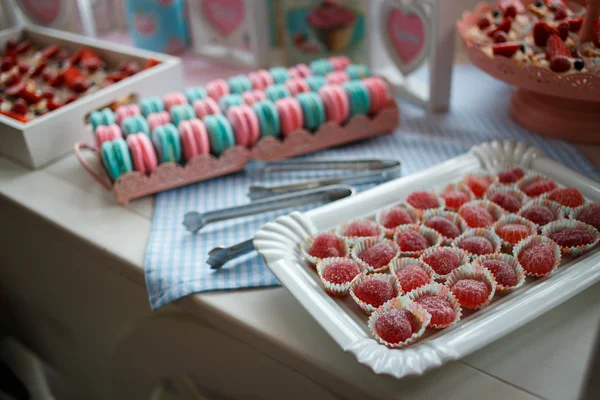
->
[144,65,599,310]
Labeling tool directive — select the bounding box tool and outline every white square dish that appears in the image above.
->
[253,140,600,378]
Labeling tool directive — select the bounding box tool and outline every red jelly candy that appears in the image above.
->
[343,221,378,238]
[548,188,585,208]
[396,229,429,252]
[489,192,521,213]
[406,191,439,210]
[322,259,361,284]
[459,205,495,228]
[451,279,491,308]
[375,309,417,344]
[308,233,343,259]
[577,205,600,231]
[521,178,557,197]
[549,228,595,248]
[381,207,414,229]
[521,205,555,226]
[415,295,455,327]
[482,259,518,287]
[497,167,524,184]
[458,236,494,255]
[496,224,531,244]
[465,175,490,198]
[425,216,461,239]
[422,248,461,275]
[441,190,470,210]
[354,279,395,307]
[395,265,430,292]
[359,242,397,268]
[518,242,556,275]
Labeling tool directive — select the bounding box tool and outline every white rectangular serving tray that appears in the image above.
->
[0,25,183,168]
[253,140,600,379]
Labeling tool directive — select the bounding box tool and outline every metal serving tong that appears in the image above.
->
[245,158,401,200]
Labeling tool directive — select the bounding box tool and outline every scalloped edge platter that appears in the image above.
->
[254,140,600,379]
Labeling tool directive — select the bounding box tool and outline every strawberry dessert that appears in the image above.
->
[548,227,596,247]
[394,265,431,292]
[496,223,532,244]
[406,191,440,210]
[488,191,522,212]
[341,220,379,239]
[424,216,462,239]
[458,235,495,256]
[357,242,397,269]
[465,174,491,198]
[459,204,496,228]
[414,294,457,328]
[374,308,418,345]
[547,187,585,208]
[379,206,415,229]
[576,203,600,230]
[516,239,559,276]
[520,203,557,225]
[395,229,430,253]
[308,233,345,259]
[520,177,558,197]
[450,278,491,309]
[481,259,518,287]
[441,190,471,210]
[321,258,361,285]
[497,167,525,184]
[422,247,464,276]
[352,278,397,308]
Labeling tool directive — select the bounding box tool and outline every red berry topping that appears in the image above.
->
[550,54,572,73]
[482,259,518,287]
[554,6,568,20]
[546,35,570,60]
[72,77,89,93]
[11,98,27,115]
[497,167,524,183]
[497,224,531,244]
[503,4,517,19]
[1,57,15,72]
[518,242,556,275]
[4,73,20,87]
[322,259,360,284]
[41,90,54,100]
[492,31,509,43]
[548,188,584,208]
[521,204,555,225]
[567,17,583,32]
[395,265,430,292]
[354,279,395,307]
[358,242,397,269]
[478,17,492,30]
[41,44,60,59]
[425,216,461,239]
[441,191,470,210]
[422,248,461,275]
[18,63,29,74]
[56,48,71,62]
[533,21,553,47]
[488,19,512,37]
[343,221,379,238]
[489,192,521,212]
[415,295,456,327]
[308,233,343,259]
[549,228,595,247]
[492,42,521,58]
[577,205,600,230]
[16,41,31,54]
[459,205,495,228]
[406,191,439,210]
[380,207,414,229]
[458,236,494,255]
[375,309,417,344]
[5,80,25,97]
[5,39,17,50]
[521,178,557,197]
[465,175,490,198]
[396,229,430,252]
[557,21,569,41]
[451,279,491,309]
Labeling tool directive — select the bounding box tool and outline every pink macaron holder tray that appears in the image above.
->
[458,0,600,141]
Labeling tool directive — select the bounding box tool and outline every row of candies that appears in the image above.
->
[0,39,159,123]
[301,166,600,348]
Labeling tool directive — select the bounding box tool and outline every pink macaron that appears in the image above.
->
[95,124,122,150]
[285,79,310,96]
[163,92,187,111]
[275,97,303,137]
[288,64,312,80]
[206,79,230,101]
[114,104,141,125]
[226,104,260,147]
[318,84,350,124]
[326,71,350,85]
[329,56,352,71]
[178,119,210,161]
[193,97,222,119]
[363,77,391,113]
[147,111,171,132]
[248,69,274,91]
[126,133,158,174]
[242,90,266,106]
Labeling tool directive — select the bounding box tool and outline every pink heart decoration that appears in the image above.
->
[19,0,62,25]
[201,0,246,37]
[387,8,426,65]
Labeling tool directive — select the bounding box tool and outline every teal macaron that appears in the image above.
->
[305,76,327,92]
[218,94,245,112]
[139,96,165,117]
[185,87,208,103]
[296,92,325,131]
[309,59,334,76]
[89,108,115,131]
[268,67,290,84]
[343,81,371,118]
[203,114,235,157]
[252,100,281,138]
[151,123,182,163]
[346,64,371,80]
[227,75,253,94]
[121,115,150,136]
[265,84,291,102]
[101,138,133,181]
[170,104,196,126]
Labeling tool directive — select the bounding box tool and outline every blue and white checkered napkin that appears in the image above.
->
[144,65,599,310]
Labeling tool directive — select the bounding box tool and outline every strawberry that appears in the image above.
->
[4,80,25,96]
[554,7,567,20]
[488,19,512,37]
[41,44,59,59]
[493,31,509,43]
[567,17,583,32]
[500,0,525,14]
[533,21,552,46]
[557,21,569,41]
[546,35,570,60]
[477,17,491,30]
[492,42,521,57]
[504,5,517,19]
[594,17,600,48]
[549,56,571,72]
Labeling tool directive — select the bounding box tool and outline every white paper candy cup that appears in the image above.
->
[389,257,434,293]
[335,219,385,245]
[516,172,557,198]
[540,188,589,214]
[420,245,470,281]
[407,282,462,329]
[393,224,443,257]
[458,199,506,229]
[422,209,469,244]
[463,172,494,198]
[301,233,349,266]
[518,198,566,228]
[571,202,600,230]
[473,253,526,293]
[445,263,497,310]
[492,214,538,250]
[349,272,401,315]
[376,203,420,238]
[541,219,600,258]
[512,235,562,277]
[316,257,363,297]
[351,238,400,273]
[367,296,431,348]
[441,182,475,211]
[453,228,502,259]
[485,183,529,213]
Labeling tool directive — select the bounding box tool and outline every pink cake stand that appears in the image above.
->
[458,0,600,142]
